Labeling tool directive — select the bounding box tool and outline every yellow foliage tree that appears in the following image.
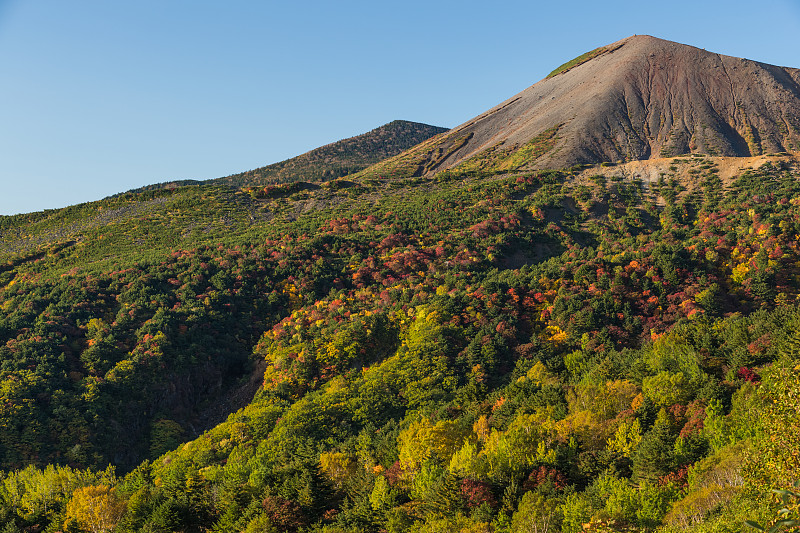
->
[479,413,556,479]
[512,491,561,533]
[567,380,638,421]
[554,409,612,451]
[319,451,356,489]
[398,418,468,473]
[64,484,126,533]
[448,440,479,477]
[524,361,559,386]
[642,371,689,407]
[604,380,640,415]
[473,415,490,443]
[606,418,642,458]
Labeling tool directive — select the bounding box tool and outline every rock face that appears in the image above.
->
[378,36,800,176]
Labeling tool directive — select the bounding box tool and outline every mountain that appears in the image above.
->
[3,37,800,533]
[124,120,448,194]
[363,35,800,179]
[213,120,448,187]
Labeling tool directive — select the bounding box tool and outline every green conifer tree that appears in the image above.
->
[633,408,675,483]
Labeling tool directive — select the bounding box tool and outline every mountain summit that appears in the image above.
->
[369,35,800,177]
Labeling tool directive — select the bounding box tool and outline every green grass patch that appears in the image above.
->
[455,126,561,173]
[547,46,608,78]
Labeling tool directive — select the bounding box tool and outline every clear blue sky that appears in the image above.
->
[1,0,799,215]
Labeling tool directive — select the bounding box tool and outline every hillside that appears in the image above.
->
[361,35,800,179]
[1,37,800,533]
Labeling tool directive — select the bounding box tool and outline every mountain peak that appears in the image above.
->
[367,37,800,178]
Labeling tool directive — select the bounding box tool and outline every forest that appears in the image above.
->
[0,152,798,532]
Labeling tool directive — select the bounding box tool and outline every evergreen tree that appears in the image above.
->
[632,409,675,484]
[420,471,464,519]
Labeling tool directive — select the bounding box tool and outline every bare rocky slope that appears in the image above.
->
[363,35,800,178]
